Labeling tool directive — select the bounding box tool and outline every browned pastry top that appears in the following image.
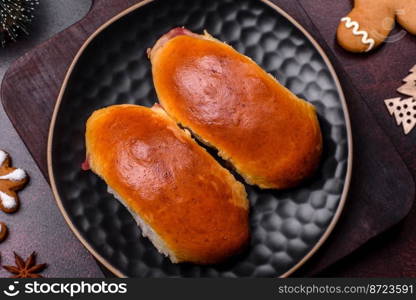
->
[85,105,249,263]
[151,30,322,188]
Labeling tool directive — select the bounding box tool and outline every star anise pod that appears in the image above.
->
[3,252,47,278]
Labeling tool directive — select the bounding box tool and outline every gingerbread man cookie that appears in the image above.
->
[0,150,28,213]
[0,222,8,242]
[337,0,416,53]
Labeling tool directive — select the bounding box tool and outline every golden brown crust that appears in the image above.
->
[150,30,322,189]
[85,104,249,264]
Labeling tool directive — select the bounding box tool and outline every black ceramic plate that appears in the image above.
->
[48,0,352,277]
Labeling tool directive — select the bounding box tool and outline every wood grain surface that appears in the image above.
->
[298,0,416,277]
[1,0,415,276]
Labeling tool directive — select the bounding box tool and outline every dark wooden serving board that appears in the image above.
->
[296,0,416,276]
[1,0,414,276]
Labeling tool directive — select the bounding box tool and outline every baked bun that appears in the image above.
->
[84,104,249,264]
[149,28,323,189]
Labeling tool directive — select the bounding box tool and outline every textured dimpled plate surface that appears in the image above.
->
[51,0,349,277]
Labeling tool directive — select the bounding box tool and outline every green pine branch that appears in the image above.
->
[0,0,39,47]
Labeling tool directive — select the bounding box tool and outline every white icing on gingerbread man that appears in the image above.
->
[0,150,28,213]
[340,17,375,52]
[337,0,416,53]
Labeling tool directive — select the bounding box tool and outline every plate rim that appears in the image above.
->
[47,0,353,278]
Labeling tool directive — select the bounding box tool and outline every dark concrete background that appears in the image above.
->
[0,0,103,278]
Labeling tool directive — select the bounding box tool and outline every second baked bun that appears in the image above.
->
[149,28,323,189]
[85,104,249,264]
